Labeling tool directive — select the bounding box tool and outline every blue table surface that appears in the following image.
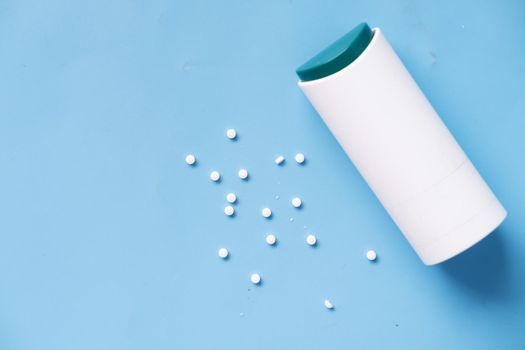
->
[1,0,524,349]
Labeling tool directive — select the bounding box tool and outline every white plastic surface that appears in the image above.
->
[298,28,507,265]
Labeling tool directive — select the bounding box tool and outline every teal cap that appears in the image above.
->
[296,22,373,82]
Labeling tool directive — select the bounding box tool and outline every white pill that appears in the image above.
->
[224,205,235,216]
[306,234,317,246]
[291,197,302,208]
[295,153,305,164]
[275,156,285,165]
[226,193,237,203]
[238,168,249,180]
[210,171,221,182]
[218,247,229,259]
[185,154,196,165]
[261,207,272,218]
[265,234,277,245]
[366,250,377,261]
[250,273,261,284]
[324,299,334,309]
[226,128,237,140]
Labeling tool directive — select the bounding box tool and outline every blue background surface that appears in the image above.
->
[1,0,524,349]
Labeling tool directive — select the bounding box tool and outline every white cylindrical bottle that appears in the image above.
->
[296,23,506,265]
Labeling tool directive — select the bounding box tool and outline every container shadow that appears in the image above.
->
[440,227,511,300]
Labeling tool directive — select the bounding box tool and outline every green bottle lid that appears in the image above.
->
[296,22,373,82]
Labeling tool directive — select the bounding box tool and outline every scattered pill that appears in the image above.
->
[226,193,237,203]
[210,171,221,182]
[238,168,249,180]
[366,250,377,261]
[185,154,196,165]
[306,234,317,246]
[275,156,285,165]
[275,195,280,200]
[324,299,334,310]
[295,153,305,164]
[289,217,294,222]
[226,128,237,140]
[224,205,235,216]
[291,197,302,208]
[218,248,229,259]
[250,273,261,285]
[265,234,277,245]
[262,208,272,218]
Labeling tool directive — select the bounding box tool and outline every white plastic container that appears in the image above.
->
[296,23,506,265]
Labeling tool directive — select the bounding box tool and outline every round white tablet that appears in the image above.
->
[275,156,285,165]
[224,205,235,216]
[218,248,229,259]
[324,299,334,309]
[226,128,237,140]
[295,153,305,164]
[366,250,377,261]
[185,154,196,165]
[261,207,272,218]
[306,234,317,246]
[250,273,261,285]
[265,234,277,245]
[226,193,237,203]
[210,171,221,182]
[238,168,248,180]
[291,197,302,208]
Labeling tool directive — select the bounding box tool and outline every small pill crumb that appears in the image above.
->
[275,195,280,200]
[226,193,237,203]
[226,128,237,140]
[295,153,305,164]
[324,299,334,310]
[262,207,272,218]
[366,250,377,261]
[185,154,196,165]
[250,273,261,285]
[275,156,285,165]
[238,168,249,180]
[306,234,317,246]
[291,197,302,208]
[224,205,235,216]
[265,234,277,245]
[210,171,221,182]
[218,248,229,259]
[289,217,294,222]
